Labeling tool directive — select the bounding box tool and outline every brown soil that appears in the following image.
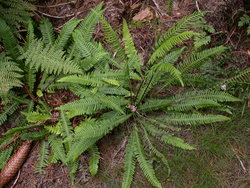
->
[1,0,250,187]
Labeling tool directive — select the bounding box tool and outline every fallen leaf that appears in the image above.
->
[132,7,154,22]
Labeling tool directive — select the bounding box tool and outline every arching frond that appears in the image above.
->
[122,129,136,188]
[155,113,230,126]
[88,144,100,176]
[0,18,20,59]
[48,135,66,164]
[149,31,196,64]
[0,102,19,126]
[54,18,81,50]
[224,67,250,84]
[134,130,162,188]
[123,19,141,74]
[77,2,104,41]
[143,122,195,150]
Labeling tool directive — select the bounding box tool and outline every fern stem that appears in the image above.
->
[0,136,19,153]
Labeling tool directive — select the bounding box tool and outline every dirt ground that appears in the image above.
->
[1,0,250,187]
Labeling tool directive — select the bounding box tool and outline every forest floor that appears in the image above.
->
[1,0,250,187]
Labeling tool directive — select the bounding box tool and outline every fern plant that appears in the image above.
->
[54,11,240,187]
[0,2,106,183]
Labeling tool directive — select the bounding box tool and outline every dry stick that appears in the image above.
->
[36,10,75,19]
[35,1,76,8]
[10,170,20,188]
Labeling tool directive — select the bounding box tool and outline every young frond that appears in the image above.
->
[54,18,81,50]
[122,129,136,188]
[123,19,142,74]
[88,144,100,176]
[39,18,55,46]
[134,130,162,188]
[45,123,63,136]
[26,19,35,47]
[0,18,20,59]
[35,140,49,174]
[0,55,23,97]
[149,31,197,64]
[143,122,195,150]
[59,111,73,141]
[19,40,82,75]
[77,2,104,41]
[155,113,230,126]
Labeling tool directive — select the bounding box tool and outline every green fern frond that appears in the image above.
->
[122,129,136,188]
[134,130,162,188]
[74,112,131,139]
[142,127,170,176]
[224,67,250,84]
[152,62,183,86]
[35,140,49,174]
[77,2,104,41]
[155,113,230,126]
[58,98,106,118]
[25,67,36,93]
[45,123,63,136]
[99,86,130,96]
[88,144,100,176]
[26,19,35,47]
[159,47,185,64]
[66,137,100,162]
[171,90,241,103]
[39,18,55,46]
[123,19,142,74]
[178,46,227,73]
[0,55,23,97]
[59,111,73,142]
[149,31,197,64]
[167,98,221,111]
[0,102,19,126]
[23,111,50,123]
[143,122,195,150]
[100,16,126,62]
[68,160,79,183]
[154,11,206,49]
[48,135,66,164]
[20,130,48,141]
[0,145,13,170]
[54,18,81,50]
[138,98,172,112]
[0,18,20,59]
[19,39,82,75]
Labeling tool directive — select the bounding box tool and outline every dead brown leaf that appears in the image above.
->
[132,7,154,22]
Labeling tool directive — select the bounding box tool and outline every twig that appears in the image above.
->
[231,147,247,173]
[10,170,20,188]
[35,1,76,8]
[152,0,165,16]
[23,86,37,103]
[36,10,74,19]
[195,0,200,12]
